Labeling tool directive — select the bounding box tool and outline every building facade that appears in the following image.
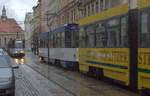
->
[33,3,41,35]
[56,0,79,28]
[31,2,41,54]
[24,12,34,51]
[38,0,79,32]
[39,0,59,32]
[0,6,24,49]
[78,0,127,18]
[34,0,137,33]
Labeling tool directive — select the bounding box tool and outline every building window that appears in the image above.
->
[4,37,7,47]
[96,0,99,13]
[92,3,95,14]
[110,0,121,8]
[72,10,75,22]
[84,7,86,17]
[74,9,76,22]
[105,0,110,9]
[88,5,90,16]
[100,0,104,11]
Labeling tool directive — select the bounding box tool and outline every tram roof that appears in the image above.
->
[39,24,78,38]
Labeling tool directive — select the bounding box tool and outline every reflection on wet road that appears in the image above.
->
[13,57,71,96]
[14,58,24,65]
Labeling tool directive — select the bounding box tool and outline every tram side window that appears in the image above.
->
[107,19,120,48]
[43,39,45,48]
[44,37,48,48]
[58,33,61,48]
[141,13,150,48]
[56,33,60,48]
[121,17,128,47]
[72,30,79,48]
[52,34,55,48]
[50,35,53,48]
[41,40,44,48]
[39,39,40,48]
[41,39,43,48]
[76,30,79,47]
[96,23,107,48]
[39,39,41,48]
[55,34,58,48]
[87,25,95,48]
[61,32,65,48]
[59,32,62,48]
[52,35,55,48]
[65,30,72,48]
[53,34,56,48]
[79,27,86,48]
[42,39,44,48]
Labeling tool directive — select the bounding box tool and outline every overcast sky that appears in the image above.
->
[0,0,38,29]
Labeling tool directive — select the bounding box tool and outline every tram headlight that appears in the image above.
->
[21,50,24,53]
[15,51,18,53]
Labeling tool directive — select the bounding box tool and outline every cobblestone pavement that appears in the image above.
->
[13,58,72,96]
[12,52,138,96]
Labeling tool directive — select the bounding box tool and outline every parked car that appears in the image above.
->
[0,48,8,56]
[0,48,4,56]
[0,55,19,96]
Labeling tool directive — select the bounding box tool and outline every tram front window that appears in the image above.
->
[15,43,23,48]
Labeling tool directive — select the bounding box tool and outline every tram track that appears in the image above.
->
[26,61,105,96]
[48,66,104,93]
[15,68,40,96]
[26,63,77,96]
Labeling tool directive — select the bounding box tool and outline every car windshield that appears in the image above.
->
[0,56,10,68]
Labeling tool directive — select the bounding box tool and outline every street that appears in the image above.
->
[12,52,137,96]
[0,0,150,96]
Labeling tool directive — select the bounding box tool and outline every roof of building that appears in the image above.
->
[0,18,23,33]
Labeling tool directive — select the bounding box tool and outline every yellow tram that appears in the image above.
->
[78,0,150,94]
[138,0,150,92]
[78,3,130,86]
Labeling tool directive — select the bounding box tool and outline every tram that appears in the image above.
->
[138,0,150,94]
[39,24,79,70]
[79,3,132,88]
[78,0,150,95]
[7,39,25,58]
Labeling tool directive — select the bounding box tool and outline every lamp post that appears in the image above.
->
[45,11,58,80]
[45,11,58,63]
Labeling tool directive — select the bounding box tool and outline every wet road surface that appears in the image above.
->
[12,52,138,96]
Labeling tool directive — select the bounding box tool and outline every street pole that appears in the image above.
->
[46,11,51,80]
[46,11,50,64]
[45,11,58,80]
